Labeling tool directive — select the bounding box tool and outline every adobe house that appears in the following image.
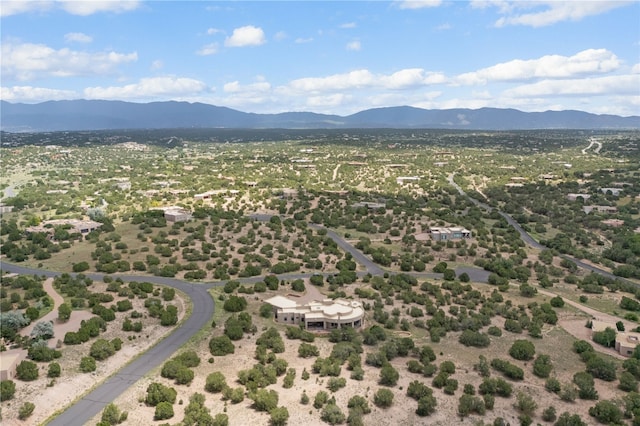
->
[151,206,193,223]
[396,176,420,185]
[429,226,472,241]
[265,296,364,331]
[25,219,102,236]
[591,319,640,357]
[0,351,26,381]
[616,332,640,357]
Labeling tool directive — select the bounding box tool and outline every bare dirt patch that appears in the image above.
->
[1,281,188,425]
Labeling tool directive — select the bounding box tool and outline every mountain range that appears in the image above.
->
[1,100,639,132]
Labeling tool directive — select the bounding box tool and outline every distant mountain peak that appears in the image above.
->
[1,100,638,132]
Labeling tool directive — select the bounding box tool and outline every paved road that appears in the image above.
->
[0,212,490,425]
[447,173,638,288]
[0,262,216,426]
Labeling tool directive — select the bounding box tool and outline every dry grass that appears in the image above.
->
[78,279,633,426]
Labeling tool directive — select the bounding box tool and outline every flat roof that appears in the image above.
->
[265,295,298,309]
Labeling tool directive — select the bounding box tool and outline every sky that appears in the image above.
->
[1,0,639,116]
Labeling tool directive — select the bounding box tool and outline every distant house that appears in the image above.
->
[352,202,386,210]
[616,332,640,357]
[601,219,624,227]
[396,176,420,185]
[265,296,364,330]
[26,219,102,236]
[151,206,192,223]
[429,226,472,241]
[567,193,591,201]
[600,188,623,196]
[591,320,640,357]
[194,190,228,200]
[115,181,131,191]
[582,205,618,214]
[0,204,14,215]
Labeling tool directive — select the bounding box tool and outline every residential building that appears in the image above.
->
[265,296,364,330]
[591,320,640,357]
[567,193,591,201]
[151,206,192,223]
[429,226,472,241]
[616,332,640,357]
[582,205,618,214]
[396,176,420,185]
[0,351,26,380]
[600,188,623,196]
[26,219,102,236]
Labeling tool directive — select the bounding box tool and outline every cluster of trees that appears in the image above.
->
[161,350,200,385]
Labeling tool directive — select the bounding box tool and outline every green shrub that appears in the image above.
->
[321,403,346,425]
[327,377,347,392]
[154,401,174,420]
[205,372,227,393]
[0,380,16,401]
[458,330,490,347]
[509,340,535,361]
[533,354,553,378]
[18,402,35,420]
[90,338,116,361]
[47,362,61,378]
[588,400,623,424]
[209,335,235,356]
[16,360,39,381]
[373,388,394,408]
[146,382,177,406]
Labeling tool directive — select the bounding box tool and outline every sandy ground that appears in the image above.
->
[80,280,628,426]
[0,280,187,425]
[4,276,633,425]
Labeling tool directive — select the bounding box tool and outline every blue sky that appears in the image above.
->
[2,0,639,116]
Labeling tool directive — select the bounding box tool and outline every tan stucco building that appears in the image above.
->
[265,296,364,330]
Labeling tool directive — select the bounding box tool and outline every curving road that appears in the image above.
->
[0,262,216,426]
[447,173,638,288]
[1,210,492,425]
[1,179,627,424]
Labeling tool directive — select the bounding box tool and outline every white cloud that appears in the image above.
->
[84,76,209,100]
[2,0,142,17]
[274,31,287,41]
[503,74,640,97]
[295,37,314,44]
[150,60,163,71]
[1,1,53,17]
[58,0,141,16]
[289,70,375,92]
[1,42,137,81]
[287,68,445,94]
[306,93,351,108]
[346,40,361,51]
[223,80,271,94]
[224,25,266,47]
[0,85,77,102]
[207,28,223,35]
[64,32,93,43]
[456,49,620,85]
[381,69,446,89]
[396,0,443,10]
[478,1,633,27]
[632,63,640,74]
[340,22,357,29]
[196,43,219,56]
